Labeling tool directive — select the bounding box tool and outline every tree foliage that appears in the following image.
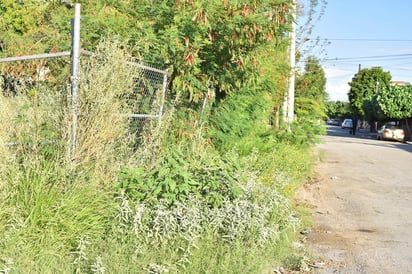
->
[295,56,327,100]
[289,56,327,144]
[348,67,391,118]
[1,1,294,100]
[0,0,332,148]
[362,93,387,123]
[296,0,328,58]
[325,100,350,119]
[377,84,412,120]
[147,0,294,102]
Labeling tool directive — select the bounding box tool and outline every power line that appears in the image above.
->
[321,38,412,42]
[300,56,412,66]
[324,57,412,64]
[323,53,412,61]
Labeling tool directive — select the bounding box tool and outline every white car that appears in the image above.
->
[327,118,340,126]
[377,125,405,142]
[341,119,353,129]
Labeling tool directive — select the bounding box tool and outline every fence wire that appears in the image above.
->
[0,54,168,153]
[127,63,168,136]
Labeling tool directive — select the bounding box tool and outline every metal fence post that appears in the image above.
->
[158,69,168,124]
[70,3,81,160]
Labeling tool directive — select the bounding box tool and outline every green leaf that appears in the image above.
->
[168,179,176,192]
[153,186,162,195]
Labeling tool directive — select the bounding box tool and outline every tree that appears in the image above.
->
[1,0,332,148]
[362,93,387,125]
[148,1,295,103]
[325,100,351,120]
[1,1,293,97]
[296,0,329,60]
[0,0,153,91]
[295,56,327,100]
[289,56,327,142]
[348,67,391,119]
[377,84,412,138]
[295,56,327,121]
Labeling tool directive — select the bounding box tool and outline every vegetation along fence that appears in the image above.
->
[0,3,168,159]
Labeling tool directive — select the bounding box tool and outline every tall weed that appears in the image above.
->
[74,40,145,183]
[0,39,315,273]
[0,160,114,272]
[86,175,299,273]
[0,40,134,272]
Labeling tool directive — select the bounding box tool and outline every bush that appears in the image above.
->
[117,125,243,207]
[0,40,141,272]
[0,40,315,273]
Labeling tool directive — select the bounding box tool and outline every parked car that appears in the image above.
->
[327,118,340,126]
[377,124,405,142]
[341,119,353,129]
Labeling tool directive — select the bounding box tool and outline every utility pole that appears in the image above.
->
[70,3,81,160]
[282,0,296,126]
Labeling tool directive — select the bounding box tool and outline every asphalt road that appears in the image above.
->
[300,125,412,273]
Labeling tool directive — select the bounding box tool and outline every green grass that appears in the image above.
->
[0,40,317,273]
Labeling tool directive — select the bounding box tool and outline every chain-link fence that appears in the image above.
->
[0,4,167,159]
[0,57,167,150]
[127,63,168,136]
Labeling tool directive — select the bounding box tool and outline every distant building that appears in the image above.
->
[391,81,408,86]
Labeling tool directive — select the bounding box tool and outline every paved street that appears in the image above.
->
[301,125,412,273]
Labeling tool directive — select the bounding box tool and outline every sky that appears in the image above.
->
[297,0,412,101]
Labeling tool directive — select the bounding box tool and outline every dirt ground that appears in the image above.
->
[297,126,412,274]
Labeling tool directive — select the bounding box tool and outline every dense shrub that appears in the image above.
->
[0,41,315,273]
[117,155,243,208]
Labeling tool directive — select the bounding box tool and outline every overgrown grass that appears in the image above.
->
[0,41,316,273]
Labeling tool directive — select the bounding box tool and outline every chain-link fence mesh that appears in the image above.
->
[0,55,168,156]
[127,63,168,137]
